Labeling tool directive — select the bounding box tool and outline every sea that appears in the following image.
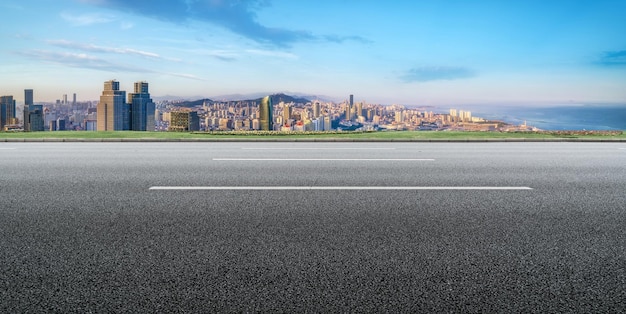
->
[445,104,626,131]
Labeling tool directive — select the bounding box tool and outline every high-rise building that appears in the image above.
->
[259,96,273,131]
[283,104,292,125]
[312,101,321,118]
[26,105,44,131]
[1,95,16,130]
[349,94,354,121]
[24,89,33,106]
[356,102,363,118]
[395,111,404,123]
[450,109,458,121]
[97,80,128,131]
[128,81,155,131]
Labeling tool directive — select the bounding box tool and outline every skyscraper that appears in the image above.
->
[23,89,33,130]
[128,81,155,131]
[24,89,33,107]
[283,104,292,125]
[97,80,128,131]
[349,94,354,121]
[259,96,273,131]
[0,95,16,130]
[312,101,321,118]
[25,104,44,132]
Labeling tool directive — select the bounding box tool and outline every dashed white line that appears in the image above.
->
[213,158,434,161]
[150,186,533,191]
[0,148,16,150]
[241,148,396,150]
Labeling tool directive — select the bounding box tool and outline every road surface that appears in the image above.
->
[1,142,624,312]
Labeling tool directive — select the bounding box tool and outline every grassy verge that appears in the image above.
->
[1,130,625,140]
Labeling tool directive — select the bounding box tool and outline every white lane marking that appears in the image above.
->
[619,148,626,150]
[242,148,396,150]
[0,148,17,150]
[213,158,434,161]
[150,186,533,191]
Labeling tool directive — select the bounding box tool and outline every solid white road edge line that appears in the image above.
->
[150,186,533,190]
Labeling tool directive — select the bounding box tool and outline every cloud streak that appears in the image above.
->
[401,66,476,82]
[21,50,145,72]
[60,12,115,26]
[596,50,626,66]
[47,39,161,58]
[20,50,204,80]
[79,0,368,46]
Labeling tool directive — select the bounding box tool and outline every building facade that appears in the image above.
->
[24,89,33,107]
[0,95,16,130]
[26,105,44,131]
[97,80,128,131]
[259,96,273,131]
[128,81,155,131]
[168,111,199,131]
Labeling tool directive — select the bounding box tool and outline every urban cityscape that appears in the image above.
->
[1,80,537,134]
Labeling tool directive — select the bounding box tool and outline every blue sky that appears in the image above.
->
[1,0,625,105]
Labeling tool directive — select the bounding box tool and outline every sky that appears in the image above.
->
[1,0,625,106]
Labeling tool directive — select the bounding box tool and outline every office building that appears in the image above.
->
[283,104,292,126]
[128,81,155,131]
[26,104,44,131]
[59,119,66,131]
[24,89,33,107]
[169,111,199,131]
[1,95,16,130]
[97,80,128,131]
[259,96,273,131]
[312,101,321,118]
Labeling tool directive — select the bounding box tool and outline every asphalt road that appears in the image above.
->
[1,142,625,312]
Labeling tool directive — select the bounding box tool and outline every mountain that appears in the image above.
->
[155,92,340,104]
[209,92,270,102]
[210,92,331,103]
[173,98,213,108]
[152,95,206,101]
[172,93,313,108]
[254,93,311,104]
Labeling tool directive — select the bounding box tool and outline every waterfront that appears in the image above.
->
[462,104,626,131]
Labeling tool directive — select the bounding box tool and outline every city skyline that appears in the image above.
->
[1,1,625,105]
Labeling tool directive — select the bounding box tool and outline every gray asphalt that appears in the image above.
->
[1,142,625,312]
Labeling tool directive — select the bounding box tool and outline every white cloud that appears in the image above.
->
[21,49,203,81]
[47,39,160,59]
[60,12,115,26]
[246,49,298,60]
